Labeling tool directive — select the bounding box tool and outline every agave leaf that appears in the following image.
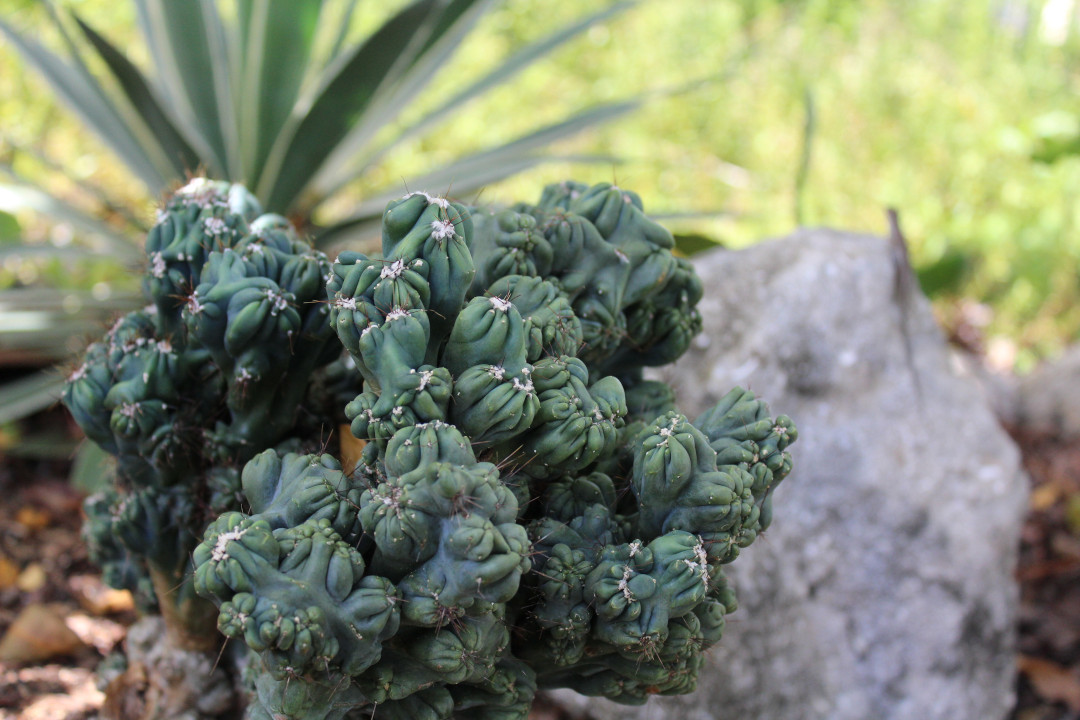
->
[237,0,326,186]
[198,0,241,179]
[1,144,148,234]
[0,182,141,260]
[134,0,230,176]
[308,0,494,197]
[0,372,66,426]
[315,152,618,249]
[71,14,201,179]
[0,16,167,193]
[0,289,141,361]
[313,153,548,249]
[258,0,485,212]
[321,1,636,197]
[318,96,639,227]
[0,288,143,313]
[0,245,100,261]
[324,0,361,63]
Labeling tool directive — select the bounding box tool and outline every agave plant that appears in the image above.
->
[0,0,638,422]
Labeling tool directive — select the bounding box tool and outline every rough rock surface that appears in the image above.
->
[557,228,1028,720]
[1015,343,1080,438]
[100,617,236,720]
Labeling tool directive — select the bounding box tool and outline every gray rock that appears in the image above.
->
[558,228,1028,720]
[1016,343,1080,438]
[102,616,236,719]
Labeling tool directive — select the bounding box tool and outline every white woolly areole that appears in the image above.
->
[656,416,680,447]
[175,178,228,209]
[69,364,87,382]
[264,289,289,315]
[617,565,635,602]
[203,216,229,236]
[334,296,358,310]
[381,259,406,279]
[186,293,204,315]
[179,177,216,197]
[156,339,173,354]
[417,369,435,390]
[386,307,410,322]
[628,540,643,558]
[414,420,449,430]
[404,191,450,209]
[149,252,166,278]
[117,403,139,418]
[430,219,456,240]
[237,367,254,383]
[683,540,711,587]
[512,377,534,394]
[488,366,506,380]
[212,526,250,562]
[489,297,512,312]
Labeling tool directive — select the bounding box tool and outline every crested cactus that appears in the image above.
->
[65,178,797,719]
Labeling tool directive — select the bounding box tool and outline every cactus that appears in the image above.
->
[65,179,797,719]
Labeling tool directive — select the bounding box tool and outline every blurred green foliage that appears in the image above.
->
[4,0,1080,369]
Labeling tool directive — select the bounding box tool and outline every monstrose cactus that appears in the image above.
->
[64,178,797,720]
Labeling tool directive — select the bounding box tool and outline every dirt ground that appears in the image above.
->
[0,408,1077,720]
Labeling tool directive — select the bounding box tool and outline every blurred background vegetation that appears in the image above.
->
[3,0,1080,383]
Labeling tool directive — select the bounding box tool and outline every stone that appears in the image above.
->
[556,228,1028,720]
[1015,343,1080,438]
[101,617,237,720]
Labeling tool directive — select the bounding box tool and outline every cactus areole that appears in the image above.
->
[64,178,797,720]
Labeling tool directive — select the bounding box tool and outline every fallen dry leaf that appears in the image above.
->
[15,564,47,593]
[1018,654,1080,711]
[0,555,19,590]
[64,612,127,655]
[0,605,86,665]
[13,667,104,720]
[23,479,85,516]
[1030,482,1061,512]
[339,424,367,475]
[14,507,51,532]
[69,575,134,616]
